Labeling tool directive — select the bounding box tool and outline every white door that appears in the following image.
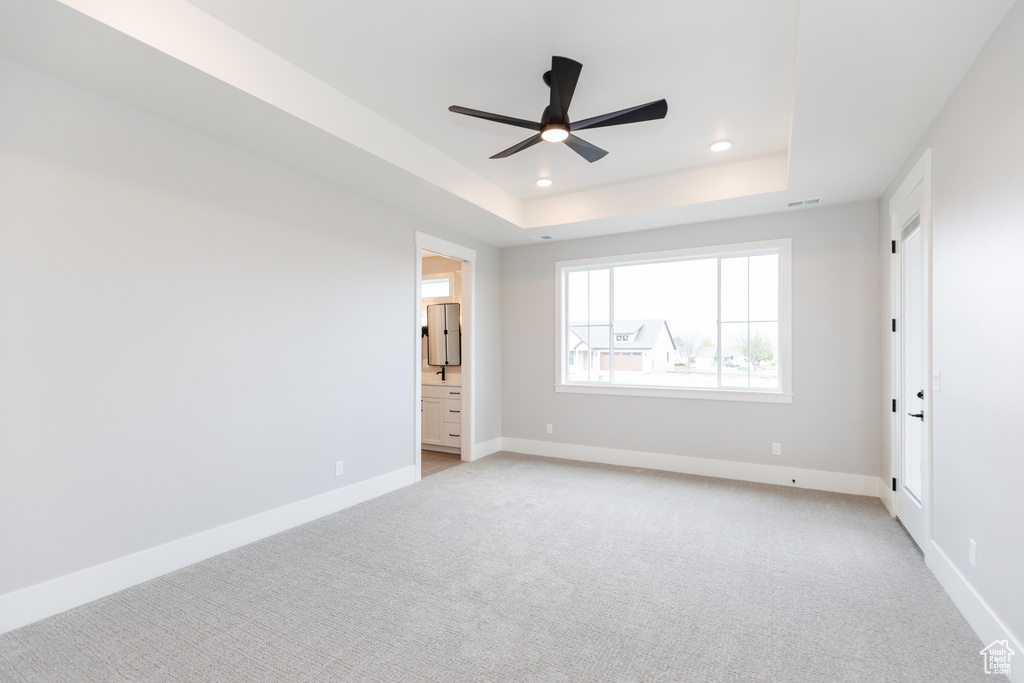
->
[896,215,927,548]
[888,151,932,551]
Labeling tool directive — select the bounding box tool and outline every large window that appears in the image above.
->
[556,239,791,402]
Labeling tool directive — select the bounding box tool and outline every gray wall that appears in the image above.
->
[879,0,1024,643]
[502,203,881,477]
[0,58,500,596]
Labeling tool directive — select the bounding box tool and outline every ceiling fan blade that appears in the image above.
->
[490,134,544,159]
[572,99,668,131]
[548,56,583,123]
[564,135,608,163]
[449,106,541,131]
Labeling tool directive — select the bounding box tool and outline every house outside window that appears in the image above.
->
[555,238,792,403]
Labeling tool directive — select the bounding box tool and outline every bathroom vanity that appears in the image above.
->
[422,382,462,450]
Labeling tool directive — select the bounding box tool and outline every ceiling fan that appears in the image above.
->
[449,56,668,163]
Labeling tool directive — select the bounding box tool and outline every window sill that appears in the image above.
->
[555,383,793,403]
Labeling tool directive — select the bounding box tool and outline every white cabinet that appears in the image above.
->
[442,398,461,447]
[423,384,461,450]
[440,386,463,401]
[421,396,443,445]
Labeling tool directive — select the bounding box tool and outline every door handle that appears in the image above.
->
[907,412,924,420]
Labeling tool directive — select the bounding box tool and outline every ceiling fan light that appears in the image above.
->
[541,126,569,143]
[710,140,732,152]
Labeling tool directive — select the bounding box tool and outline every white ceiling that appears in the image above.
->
[0,0,1016,246]
[185,0,799,200]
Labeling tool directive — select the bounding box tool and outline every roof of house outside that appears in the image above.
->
[568,320,676,351]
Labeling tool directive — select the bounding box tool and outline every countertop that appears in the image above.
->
[421,374,461,387]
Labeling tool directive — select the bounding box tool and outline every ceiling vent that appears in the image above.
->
[787,197,822,208]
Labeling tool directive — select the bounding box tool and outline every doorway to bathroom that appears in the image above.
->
[414,233,475,481]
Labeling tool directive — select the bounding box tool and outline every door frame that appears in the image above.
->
[888,149,933,550]
[414,232,476,482]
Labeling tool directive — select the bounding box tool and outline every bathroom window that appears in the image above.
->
[421,278,450,299]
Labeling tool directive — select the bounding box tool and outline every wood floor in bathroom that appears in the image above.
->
[421,449,464,478]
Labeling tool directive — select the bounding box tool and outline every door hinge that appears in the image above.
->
[892,318,897,332]
[892,399,897,412]
[892,477,897,492]
[891,240,897,254]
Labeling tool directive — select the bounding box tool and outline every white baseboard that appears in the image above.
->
[471,437,502,461]
[0,465,416,636]
[927,542,1022,682]
[501,438,879,497]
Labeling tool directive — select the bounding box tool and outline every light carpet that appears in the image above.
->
[0,452,1001,681]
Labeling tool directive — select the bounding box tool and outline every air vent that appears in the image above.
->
[787,197,823,208]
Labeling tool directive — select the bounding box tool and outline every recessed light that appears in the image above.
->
[536,178,553,188]
[710,140,732,152]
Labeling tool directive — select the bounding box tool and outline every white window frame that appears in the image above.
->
[554,238,792,403]
[421,273,454,302]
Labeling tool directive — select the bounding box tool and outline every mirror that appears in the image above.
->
[426,303,461,366]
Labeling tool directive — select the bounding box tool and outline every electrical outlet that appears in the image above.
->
[335,460,344,477]
[772,442,782,456]
[546,424,553,434]
[969,539,976,566]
